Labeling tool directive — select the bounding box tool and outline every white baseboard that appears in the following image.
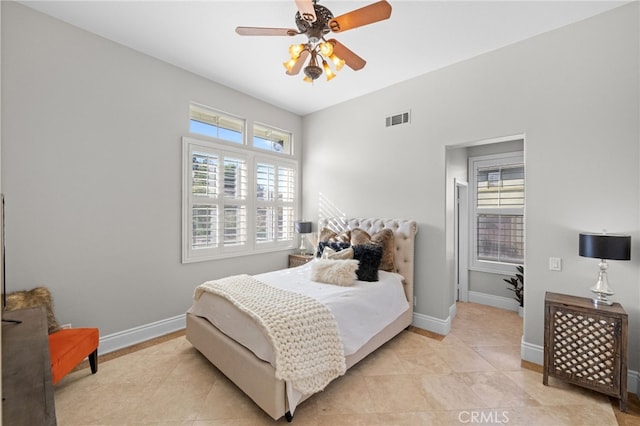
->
[468,291,519,312]
[449,303,457,321]
[521,337,544,365]
[98,314,186,355]
[629,370,640,396]
[413,311,452,335]
[521,338,639,394]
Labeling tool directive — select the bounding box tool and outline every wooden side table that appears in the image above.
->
[288,253,314,268]
[543,291,627,411]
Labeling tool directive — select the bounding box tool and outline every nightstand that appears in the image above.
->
[288,253,314,268]
[543,291,628,411]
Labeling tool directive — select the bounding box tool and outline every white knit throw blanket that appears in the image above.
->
[194,274,346,395]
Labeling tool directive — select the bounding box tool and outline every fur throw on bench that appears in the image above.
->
[6,286,61,333]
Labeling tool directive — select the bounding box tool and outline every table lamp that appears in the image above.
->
[295,221,312,255]
[578,232,631,305]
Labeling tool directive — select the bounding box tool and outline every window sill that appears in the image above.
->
[469,262,521,276]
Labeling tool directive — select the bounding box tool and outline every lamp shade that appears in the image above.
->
[579,233,631,260]
[295,221,312,234]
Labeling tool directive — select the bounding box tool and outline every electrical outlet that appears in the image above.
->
[549,257,562,271]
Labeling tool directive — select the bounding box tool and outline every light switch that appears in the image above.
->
[549,257,562,271]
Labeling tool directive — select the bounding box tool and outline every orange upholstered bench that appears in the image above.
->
[48,328,99,385]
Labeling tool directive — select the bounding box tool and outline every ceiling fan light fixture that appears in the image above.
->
[236,0,393,83]
[322,60,336,81]
[329,53,345,71]
[303,50,323,81]
[283,58,298,72]
[319,41,333,57]
[303,63,323,81]
[288,43,305,58]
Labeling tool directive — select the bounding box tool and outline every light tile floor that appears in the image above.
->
[55,302,632,425]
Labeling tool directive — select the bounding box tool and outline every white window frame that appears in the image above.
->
[189,104,245,145]
[253,122,293,155]
[182,136,298,263]
[469,151,524,274]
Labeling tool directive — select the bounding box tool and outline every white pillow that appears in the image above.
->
[321,246,354,260]
[310,259,359,286]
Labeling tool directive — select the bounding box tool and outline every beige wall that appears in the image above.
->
[1,2,303,336]
[303,2,639,374]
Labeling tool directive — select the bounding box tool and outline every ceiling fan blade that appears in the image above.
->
[295,0,316,23]
[329,39,366,71]
[235,26,299,37]
[328,0,392,33]
[286,49,310,75]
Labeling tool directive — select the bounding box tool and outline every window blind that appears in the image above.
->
[470,151,525,271]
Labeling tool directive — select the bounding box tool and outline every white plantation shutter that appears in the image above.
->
[470,152,524,273]
[255,161,296,246]
[182,137,298,262]
[277,166,295,242]
[191,151,219,250]
[222,157,248,249]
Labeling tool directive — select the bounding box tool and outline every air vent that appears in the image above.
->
[385,111,410,127]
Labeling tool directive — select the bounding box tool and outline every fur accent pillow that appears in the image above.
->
[319,227,337,242]
[351,228,396,272]
[310,259,359,286]
[319,227,351,243]
[321,246,354,260]
[6,287,61,333]
[352,244,383,282]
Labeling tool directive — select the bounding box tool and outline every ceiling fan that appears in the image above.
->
[235,0,392,82]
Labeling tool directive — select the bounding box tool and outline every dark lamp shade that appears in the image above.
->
[295,221,312,234]
[579,233,631,261]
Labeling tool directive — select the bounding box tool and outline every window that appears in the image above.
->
[183,137,298,263]
[189,104,245,144]
[255,161,296,245]
[253,123,293,155]
[469,152,524,273]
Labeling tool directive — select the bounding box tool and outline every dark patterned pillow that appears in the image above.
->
[352,244,383,282]
[316,241,351,258]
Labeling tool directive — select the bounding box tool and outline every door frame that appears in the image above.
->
[454,179,469,302]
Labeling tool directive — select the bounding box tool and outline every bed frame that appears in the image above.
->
[186,218,418,421]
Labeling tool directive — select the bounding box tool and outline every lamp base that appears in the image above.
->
[299,236,307,255]
[590,261,614,306]
[591,292,614,306]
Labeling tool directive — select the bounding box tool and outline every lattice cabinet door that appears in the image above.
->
[288,253,314,268]
[543,291,628,411]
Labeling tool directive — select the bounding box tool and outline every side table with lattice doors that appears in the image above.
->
[543,291,628,411]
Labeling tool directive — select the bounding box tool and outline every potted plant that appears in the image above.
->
[504,265,524,316]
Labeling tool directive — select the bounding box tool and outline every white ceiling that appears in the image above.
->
[20,1,626,116]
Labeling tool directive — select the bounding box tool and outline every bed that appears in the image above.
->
[186,218,418,421]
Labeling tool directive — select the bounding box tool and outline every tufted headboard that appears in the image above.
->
[317,218,418,308]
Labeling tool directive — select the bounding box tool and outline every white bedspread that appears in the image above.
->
[187,261,410,364]
[194,274,346,395]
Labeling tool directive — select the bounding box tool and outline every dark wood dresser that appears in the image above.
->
[2,306,57,425]
[543,291,627,411]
